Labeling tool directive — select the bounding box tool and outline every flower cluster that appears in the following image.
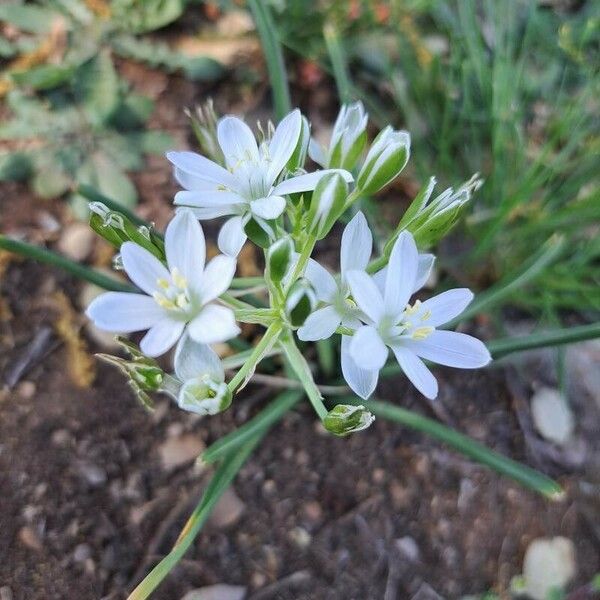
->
[86,101,489,434]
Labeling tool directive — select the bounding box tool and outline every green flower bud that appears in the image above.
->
[356,127,410,195]
[178,375,232,416]
[285,278,316,327]
[287,115,311,172]
[185,99,225,166]
[323,404,375,436]
[328,101,368,170]
[266,236,294,283]
[307,173,348,240]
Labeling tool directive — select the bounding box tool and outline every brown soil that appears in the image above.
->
[1,46,599,600]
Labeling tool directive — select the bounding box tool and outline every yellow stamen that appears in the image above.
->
[157,278,170,289]
[412,326,433,340]
[171,268,187,289]
[421,310,432,321]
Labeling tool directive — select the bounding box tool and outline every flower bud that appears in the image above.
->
[178,375,232,416]
[266,236,294,283]
[286,115,311,172]
[328,101,368,170]
[356,127,410,194]
[185,99,225,166]
[307,173,348,240]
[323,404,375,436]
[285,278,316,327]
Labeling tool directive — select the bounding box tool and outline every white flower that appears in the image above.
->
[173,333,231,416]
[86,210,239,357]
[309,101,368,170]
[297,212,435,399]
[346,231,491,400]
[167,109,353,257]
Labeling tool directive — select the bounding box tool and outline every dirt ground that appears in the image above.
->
[1,51,599,600]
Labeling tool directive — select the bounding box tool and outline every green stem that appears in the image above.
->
[247,0,291,120]
[0,234,135,293]
[228,322,283,393]
[366,254,388,274]
[202,389,303,464]
[280,334,328,419]
[285,235,317,292]
[228,277,266,289]
[343,397,564,500]
[127,434,263,600]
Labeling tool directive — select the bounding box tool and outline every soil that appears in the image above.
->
[1,26,599,600]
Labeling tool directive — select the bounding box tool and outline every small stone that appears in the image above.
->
[57,223,95,261]
[209,488,245,529]
[523,537,576,600]
[180,584,247,600]
[289,526,311,549]
[372,468,386,484]
[303,501,323,523]
[51,429,73,447]
[531,387,575,445]
[73,543,92,563]
[158,434,205,470]
[18,526,43,551]
[16,381,36,400]
[395,536,420,562]
[0,586,13,600]
[77,461,107,486]
[250,572,267,589]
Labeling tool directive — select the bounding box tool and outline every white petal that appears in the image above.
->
[166,151,237,190]
[408,330,491,368]
[165,209,206,283]
[174,190,245,209]
[391,345,438,399]
[188,304,240,344]
[414,254,435,293]
[308,138,327,167]
[218,215,248,257]
[419,288,474,327]
[340,211,372,276]
[272,168,353,196]
[341,335,378,400]
[140,319,185,357]
[349,325,388,371]
[384,230,418,318]
[121,242,170,295]
[372,266,386,295]
[86,292,164,332]
[266,109,302,184]
[304,258,337,302]
[197,255,237,303]
[217,116,259,170]
[249,195,286,220]
[180,205,239,220]
[297,306,341,341]
[174,332,224,382]
[346,270,385,323]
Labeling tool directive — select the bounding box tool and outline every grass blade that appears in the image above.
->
[451,234,566,325]
[248,0,291,120]
[0,235,135,293]
[323,22,352,104]
[488,322,600,359]
[344,397,563,500]
[202,389,302,464]
[127,434,264,600]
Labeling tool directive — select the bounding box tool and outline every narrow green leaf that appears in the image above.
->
[0,235,135,293]
[247,0,291,120]
[202,390,302,464]
[11,64,74,91]
[344,397,564,500]
[323,22,352,104]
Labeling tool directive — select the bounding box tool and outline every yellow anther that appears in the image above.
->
[412,326,433,340]
[153,292,175,310]
[421,310,432,321]
[345,297,357,309]
[157,278,170,289]
[175,293,189,309]
[171,268,187,289]
[404,300,422,316]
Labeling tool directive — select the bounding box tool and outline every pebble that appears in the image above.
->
[77,461,108,487]
[180,584,247,600]
[0,586,13,600]
[158,434,205,470]
[16,381,36,400]
[531,387,574,445]
[51,429,73,447]
[73,543,92,563]
[522,537,576,600]
[18,526,43,551]
[57,222,95,261]
[289,526,311,549]
[395,536,420,562]
[208,488,245,529]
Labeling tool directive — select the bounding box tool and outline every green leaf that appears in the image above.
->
[93,153,137,209]
[74,52,120,126]
[111,93,154,128]
[11,65,75,91]
[98,133,145,171]
[112,0,184,33]
[0,152,32,181]
[129,130,174,155]
[31,154,71,199]
[0,4,62,34]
